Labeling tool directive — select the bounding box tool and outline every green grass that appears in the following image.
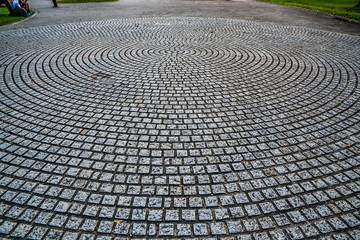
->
[258,0,360,21]
[57,0,118,4]
[0,6,27,26]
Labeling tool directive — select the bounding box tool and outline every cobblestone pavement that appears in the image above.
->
[0,18,360,239]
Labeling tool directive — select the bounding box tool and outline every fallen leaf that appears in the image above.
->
[346,144,350,148]
[73,83,77,86]
[179,184,184,187]
[114,220,123,223]
[274,93,278,95]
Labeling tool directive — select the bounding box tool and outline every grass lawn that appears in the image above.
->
[258,0,360,21]
[57,0,118,3]
[0,6,27,26]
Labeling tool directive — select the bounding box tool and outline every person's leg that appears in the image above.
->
[20,0,30,12]
[25,2,29,12]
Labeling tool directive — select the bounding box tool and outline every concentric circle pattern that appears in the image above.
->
[0,18,360,239]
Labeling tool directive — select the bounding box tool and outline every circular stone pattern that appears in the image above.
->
[0,18,359,239]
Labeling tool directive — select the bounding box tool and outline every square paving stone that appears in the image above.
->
[286,226,304,240]
[229,206,245,218]
[328,217,348,230]
[244,204,261,216]
[98,221,114,233]
[237,234,252,240]
[182,209,196,221]
[0,221,16,234]
[234,193,249,204]
[174,197,187,208]
[300,223,319,238]
[227,221,243,233]
[132,209,146,220]
[193,223,208,236]
[84,205,99,217]
[81,219,98,232]
[79,233,96,240]
[148,224,156,236]
[54,201,70,212]
[189,197,203,208]
[27,196,44,207]
[45,229,63,240]
[273,214,291,227]
[205,196,218,207]
[258,217,275,229]
[148,198,162,208]
[68,203,84,215]
[113,222,130,235]
[316,205,333,217]
[274,199,290,211]
[314,220,334,234]
[302,208,320,220]
[115,208,130,219]
[132,223,147,236]
[210,222,227,235]
[49,214,67,227]
[118,196,132,206]
[215,208,229,220]
[220,196,235,206]
[159,223,174,236]
[341,213,360,227]
[259,202,276,214]
[27,226,47,239]
[287,211,306,223]
[99,206,115,218]
[148,209,163,221]
[6,206,24,219]
[10,223,32,238]
[177,224,192,236]
[252,232,271,240]
[199,209,213,220]
[35,211,53,224]
[65,216,82,230]
[96,236,113,240]
[165,210,179,221]
[133,197,147,207]
[242,219,260,231]
[269,230,287,240]
[102,195,117,205]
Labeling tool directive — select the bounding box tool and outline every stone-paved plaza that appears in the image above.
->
[0,17,360,239]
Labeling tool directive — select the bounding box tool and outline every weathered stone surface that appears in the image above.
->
[0,17,359,239]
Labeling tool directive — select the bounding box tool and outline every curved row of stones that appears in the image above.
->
[0,18,359,239]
